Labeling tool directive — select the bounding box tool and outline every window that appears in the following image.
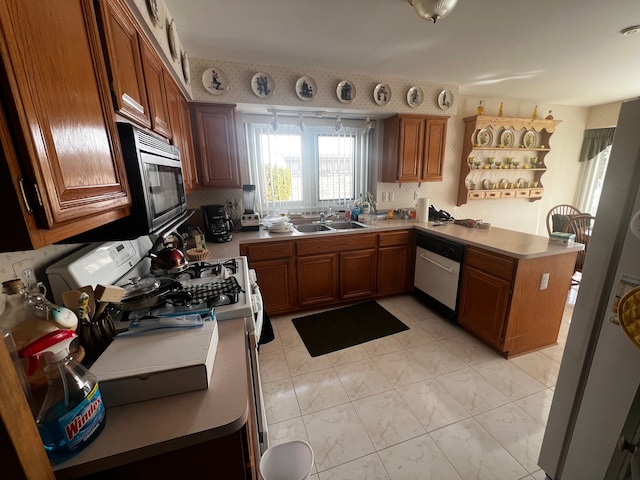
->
[245,118,370,215]
[575,127,615,215]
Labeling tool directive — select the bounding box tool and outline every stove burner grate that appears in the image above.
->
[174,259,238,280]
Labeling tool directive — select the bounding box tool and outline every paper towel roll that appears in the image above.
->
[416,197,429,223]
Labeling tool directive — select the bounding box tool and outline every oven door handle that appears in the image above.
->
[419,253,455,274]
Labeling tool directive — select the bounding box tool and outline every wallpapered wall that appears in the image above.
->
[0,54,624,300]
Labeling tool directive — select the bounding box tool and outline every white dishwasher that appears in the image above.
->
[414,231,465,320]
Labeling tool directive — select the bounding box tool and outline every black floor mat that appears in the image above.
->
[292,301,409,357]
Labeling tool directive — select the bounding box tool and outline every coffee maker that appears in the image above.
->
[202,204,234,243]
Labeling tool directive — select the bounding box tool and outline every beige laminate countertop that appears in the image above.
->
[54,318,249,479]
[205,219,583,261]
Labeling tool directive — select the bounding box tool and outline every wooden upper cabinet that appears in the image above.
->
[190,103,241,188]
[95,0,150,127]
[382,114,448,183]
[165,76,197,192]
[140,40,171,138]
[0,0,131,251]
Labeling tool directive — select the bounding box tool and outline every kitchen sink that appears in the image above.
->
[325,221,369,229]
[292,221,370,233]
[293,223,333,233]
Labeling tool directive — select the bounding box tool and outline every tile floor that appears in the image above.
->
[259,287,577,480]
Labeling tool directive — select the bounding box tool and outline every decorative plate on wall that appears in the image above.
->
[476,128,493,147]
[203,67,230,96]
[167,19,179,61]
[373,83,391,106]
[523,130,538,148]
[181,51,191,85]
[336,80,356,103]
[251,72,275,98]
[295,76,317,101]
[407,86,423,108]
[500,129,515,148]
[146,0,162,26]
[437,89,453,110]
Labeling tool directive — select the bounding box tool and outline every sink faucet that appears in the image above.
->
[320,210,340,222]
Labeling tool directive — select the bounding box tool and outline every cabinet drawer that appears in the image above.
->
[515,189,530,198]
[501,190,515,198]
[468,191,485,200]
[240,241,294,261]
[378,230,412,247]
[485,191,500,199]
[530,188,544,198]
[297,233,377,256]
[464,246,515,281]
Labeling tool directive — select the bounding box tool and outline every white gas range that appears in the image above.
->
[46,235,268,456]
[46,236,260,332]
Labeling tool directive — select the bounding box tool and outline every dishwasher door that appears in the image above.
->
[414,246,461,311]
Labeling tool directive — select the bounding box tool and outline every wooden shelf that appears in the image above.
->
[457,115,561,206]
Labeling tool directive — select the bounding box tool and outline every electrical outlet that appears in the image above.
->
[414,191,420,200]
[540,273,550,290]
[382,192,388,202]
[389,192,395,202]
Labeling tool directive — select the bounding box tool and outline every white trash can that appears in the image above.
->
[260,440,314,480]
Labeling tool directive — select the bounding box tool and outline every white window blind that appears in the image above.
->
[244,117,371,216]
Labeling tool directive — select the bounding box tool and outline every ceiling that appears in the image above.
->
[164,0,640,107]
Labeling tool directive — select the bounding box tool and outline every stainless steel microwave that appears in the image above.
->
[68,123,188,242]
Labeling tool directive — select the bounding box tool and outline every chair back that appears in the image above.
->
[546,204,581,235]
[563,214,595,273]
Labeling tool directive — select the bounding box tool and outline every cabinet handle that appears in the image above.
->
[122,93,145,115]
[419,253,455,273]
[17,176,33,215]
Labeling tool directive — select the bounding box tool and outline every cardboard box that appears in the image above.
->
[90,321,219,407]
[549,232,576,246]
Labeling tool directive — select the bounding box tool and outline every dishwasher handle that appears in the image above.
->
[419,252,455,274]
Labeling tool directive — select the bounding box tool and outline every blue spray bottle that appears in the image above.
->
[19,329,106,464]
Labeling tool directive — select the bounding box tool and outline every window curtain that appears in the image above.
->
[575,126,615,214]
[578,127,615,162]
[243,116,371,216]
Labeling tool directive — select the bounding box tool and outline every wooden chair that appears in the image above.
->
[546,204,581,235]
[564,214,595,280]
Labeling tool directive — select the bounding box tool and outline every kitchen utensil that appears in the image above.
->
[77,286,95,320]
[116,278,189,311]
[93,284,126,320]
[61,290,82,316]
[149,233,189,276]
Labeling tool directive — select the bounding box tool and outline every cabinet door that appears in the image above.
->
[165,77,197,192]
[397,117,424,182]
[0,0,131,250]
[95,0,150,127]
[297,254,338,307]
[340,249,377,300]
[177,93,198,192]
[251,259,297,315]
[458,266,511,350]
[140,41,171,139]
[191,103,241,188]
[421,118,447,181]
[377,245,411,295]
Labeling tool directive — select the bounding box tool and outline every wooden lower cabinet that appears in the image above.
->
[339,249,377,301]
[458,266,511,349]
[377,230,413,296]
[240,241,296,315]
[459,245,577,357]
[297,254,339,307]
[242,231,412,314]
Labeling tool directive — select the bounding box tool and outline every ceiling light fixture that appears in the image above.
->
[334,115,343,133]
[363,116,374,134]
[270,111,279,132]
[408,0,459,23]
[621,25,640,36]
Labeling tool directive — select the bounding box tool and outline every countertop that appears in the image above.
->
[54,318,249,479]
[206,219,584,261]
